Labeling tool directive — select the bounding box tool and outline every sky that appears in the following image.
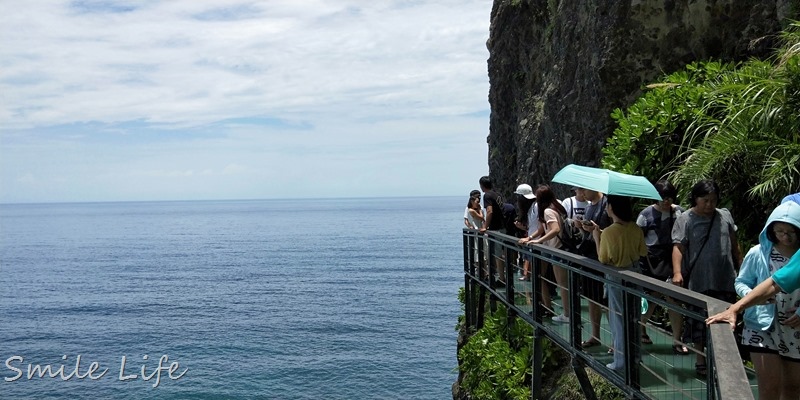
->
[0,1,491,203]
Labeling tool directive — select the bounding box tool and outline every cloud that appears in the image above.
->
[0,1,491,203]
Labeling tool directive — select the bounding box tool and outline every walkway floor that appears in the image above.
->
[504,273,759,400]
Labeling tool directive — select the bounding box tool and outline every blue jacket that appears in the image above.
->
[735,201,800,331]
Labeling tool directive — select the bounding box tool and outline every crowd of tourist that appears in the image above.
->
[465,175,800,394]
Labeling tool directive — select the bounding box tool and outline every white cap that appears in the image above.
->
[514,184,536,199]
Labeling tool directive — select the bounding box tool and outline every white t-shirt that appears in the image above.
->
[561,196,589,220]
[527,206,540,236]
[464,207,482,229]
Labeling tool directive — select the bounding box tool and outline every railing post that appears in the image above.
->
[622,279,641,389]
[505,242,516,329]
[488,234,497,313]
[463,232,472,329]
[568,260,582,350]
[476,234,487,329]
[531,327,544,400]
[532,252,543,322]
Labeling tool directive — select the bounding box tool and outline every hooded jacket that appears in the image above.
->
[735,201,800,331]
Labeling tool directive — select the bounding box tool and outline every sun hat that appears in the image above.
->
[514,184,536,199]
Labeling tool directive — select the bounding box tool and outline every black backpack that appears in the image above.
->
[501,202,519,236]
[559,198,583,253]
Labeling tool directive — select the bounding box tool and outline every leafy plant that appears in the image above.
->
[456,298,561,400]
[603,22,800,240]
[458,306,532,400]
[602,61,732,182]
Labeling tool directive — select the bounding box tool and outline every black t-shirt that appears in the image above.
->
[483,190,504,231]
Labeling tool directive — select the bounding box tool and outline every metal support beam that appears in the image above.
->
[572,358,598,400]
[623,281,641,389]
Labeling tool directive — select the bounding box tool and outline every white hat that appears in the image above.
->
[514,184,536,199]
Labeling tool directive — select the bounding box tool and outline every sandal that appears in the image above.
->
[641,333,653,345]
[695,363,707,376]
[607,348,614,354]
[580,339,601,348]
[672,344,690,355]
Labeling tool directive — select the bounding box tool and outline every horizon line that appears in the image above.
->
[0,194,465,207]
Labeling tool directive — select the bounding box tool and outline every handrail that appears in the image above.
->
[461,228,754,400]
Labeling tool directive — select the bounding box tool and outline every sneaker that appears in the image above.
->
[606,362,623,371]
[552,314,570,323]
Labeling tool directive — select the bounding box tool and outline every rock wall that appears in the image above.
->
[486,0,794,199]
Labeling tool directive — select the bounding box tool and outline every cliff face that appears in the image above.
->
[487,0,792,198]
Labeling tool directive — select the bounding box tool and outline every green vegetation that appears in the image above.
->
[455,294,625,399]
[457,306,533,400]
[550,367,625,400]
[456,288,531,399]
[456,289,562,400]
[603,22,800,239]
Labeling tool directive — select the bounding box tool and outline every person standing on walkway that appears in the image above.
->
[671,179,741,376]
[479,176,506,283]
[592,195,647,371]
[576,187,612,348]
[526,185,571,323]
[464,189,483,229]
[561,187,589,252]
[479,177,504,234]
[514,184,538,281]
[636,180,689,354]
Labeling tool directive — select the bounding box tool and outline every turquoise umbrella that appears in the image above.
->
[551,164,662,200]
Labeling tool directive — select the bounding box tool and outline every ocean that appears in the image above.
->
[0,197,464,399]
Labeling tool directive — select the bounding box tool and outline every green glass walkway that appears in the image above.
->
[507,274,759,400]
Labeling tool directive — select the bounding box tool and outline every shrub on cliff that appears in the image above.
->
[456,304,560,400]
[603,22,800,239]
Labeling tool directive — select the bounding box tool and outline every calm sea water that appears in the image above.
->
[0,197,464,399]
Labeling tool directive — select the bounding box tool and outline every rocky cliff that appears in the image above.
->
[486,0,794,199]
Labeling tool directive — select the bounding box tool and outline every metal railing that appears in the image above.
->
[462,228,753,400]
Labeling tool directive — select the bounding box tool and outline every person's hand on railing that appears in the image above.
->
[705,308,737,328]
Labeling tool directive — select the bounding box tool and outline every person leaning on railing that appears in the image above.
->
[526,184,571,323]
[706,255,800,400]
[706,256,800,324]
[706,200,800,400]
[514,184,538,282]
